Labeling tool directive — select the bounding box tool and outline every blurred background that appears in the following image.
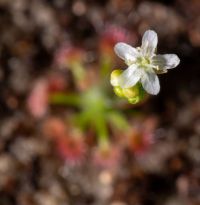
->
[0,0,200,205]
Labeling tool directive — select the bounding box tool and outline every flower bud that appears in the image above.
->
[113,86,124,97]
[110,69,122,86]
[122,85,139,99]
[127,83,146,104]
[128,96,140,104]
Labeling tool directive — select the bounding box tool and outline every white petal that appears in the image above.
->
[114,43,139,63]
[141,71,160,95]
[118,65,141,88]
[152,54,180,70]
[141,30,158,57]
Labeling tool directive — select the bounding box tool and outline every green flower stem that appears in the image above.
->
[49,93,81,106]
[71,62,86,83]
[74,111,91,130]
[100,55,112,78]
[107,111,130,131]
[94,112,110,148]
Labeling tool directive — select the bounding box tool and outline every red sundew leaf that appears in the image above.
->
[27,79,49,118]
[55,43,85,68]
[92,145,122,169]
[42,117,67,140]
[56,136,86,165]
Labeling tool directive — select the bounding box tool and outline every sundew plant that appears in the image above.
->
[49,32,131,156]
[28,28,180,164]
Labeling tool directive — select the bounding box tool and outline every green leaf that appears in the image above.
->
[49,93,81,106]
[107,111,129,131]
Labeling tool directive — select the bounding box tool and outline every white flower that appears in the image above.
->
[112,30,180,95]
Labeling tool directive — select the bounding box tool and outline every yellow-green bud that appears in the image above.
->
[113,86,124,98]
[128,96,140,104]
[126,84,147,104]
[122,85,140,99]
[110,69,122,87]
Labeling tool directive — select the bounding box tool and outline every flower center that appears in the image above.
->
[136,56,150,68]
